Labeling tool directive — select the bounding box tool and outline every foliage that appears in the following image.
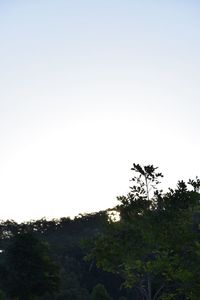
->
[3,232,60,300]
[118,163,163,219]
[90,283,112,300]
[0,212,124,299]
[88,163,200,300]
[0,163,200,299]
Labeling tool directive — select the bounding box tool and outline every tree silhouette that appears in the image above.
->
[88,163,200,300]
[4,232,60,300]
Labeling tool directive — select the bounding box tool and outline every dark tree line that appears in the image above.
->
[0,211,124,299]
[0,163,200,299]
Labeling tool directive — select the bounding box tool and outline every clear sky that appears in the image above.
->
[0,0,200,222]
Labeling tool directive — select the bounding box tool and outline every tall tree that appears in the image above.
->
[4,232,60,300]
[87,164,200,300]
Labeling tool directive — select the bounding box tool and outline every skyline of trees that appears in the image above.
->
[0,163,199,299]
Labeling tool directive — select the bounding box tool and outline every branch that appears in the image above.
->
[136,284,149,300]
[153,284,165,300]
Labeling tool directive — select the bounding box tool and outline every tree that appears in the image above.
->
[87,163,200,300]
[117,163,163,220]
[90,283,112,300]
[4,232,60,300]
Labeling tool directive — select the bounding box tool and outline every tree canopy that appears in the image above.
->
[0,163,200,299]
[88,163,200,300]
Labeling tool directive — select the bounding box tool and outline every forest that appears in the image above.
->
[0,163,200,300]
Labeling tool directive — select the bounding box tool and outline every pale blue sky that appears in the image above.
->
[0,1,200,221]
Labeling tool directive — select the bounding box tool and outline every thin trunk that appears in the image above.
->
[152,284,165,300]
[147,274,152,300]
[145,176,149,201]
[137,285,149,300]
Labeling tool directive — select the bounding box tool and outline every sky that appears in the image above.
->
[0,0,200,222]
